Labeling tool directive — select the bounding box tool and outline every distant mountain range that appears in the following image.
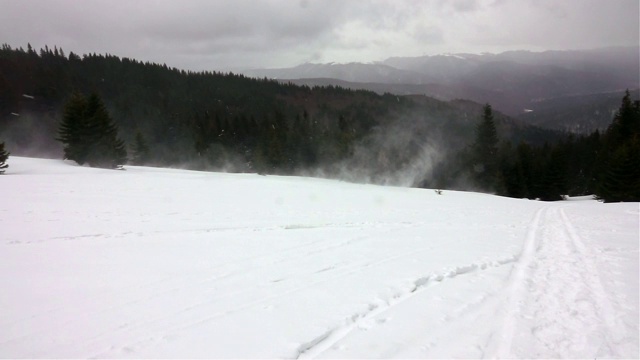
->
[241,47,640,129]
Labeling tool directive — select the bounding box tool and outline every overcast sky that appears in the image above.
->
[1,0,638,71]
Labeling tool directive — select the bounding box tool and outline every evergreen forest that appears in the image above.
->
[1,44,638,201]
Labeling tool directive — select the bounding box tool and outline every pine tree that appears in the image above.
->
[598,138,640,202]
[605,90,640,146]
[290,111,317,168]
[538,145,568,201]
[472,104,500,191]
[0,142,9,174]
[57,92,90,164]
[84,93,127,168]
[193,112,212,157]
[131,131,151,165]
[595,90,640,202]
[499,142,528,198]
[264,110,288,172]
[57,92,127,168]
[337,114,355,159]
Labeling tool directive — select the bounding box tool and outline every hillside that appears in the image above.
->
[1,156,638,358]
[516,89,640,133]
[0,44,559,187]
[244,47,640,118]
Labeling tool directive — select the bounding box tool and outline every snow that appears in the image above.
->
[1,157,638,359]
[443,53,467,60]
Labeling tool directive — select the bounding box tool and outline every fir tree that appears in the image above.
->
[84,93,127,168]
[193,112,212,157]
[290,111,317,168]
[57,92,127,168]
[131,131,151,165]
[472,104,500,191]
[606,90,640,146]
[0,142,9,174]
[595,90,640,202]
[263,110,288,172]
[598,138,640,202]
[337,114,355,159]
[499,142,528,198]
[538,145,568,201]
[57,92,90,164]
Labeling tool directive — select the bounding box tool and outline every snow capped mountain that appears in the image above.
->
[382,53,481,82]
[240,47,639,118]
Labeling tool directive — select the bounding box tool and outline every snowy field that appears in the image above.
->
[1,156,638,359]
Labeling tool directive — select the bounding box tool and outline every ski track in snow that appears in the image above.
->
[489,205,630,358]
[2,221,415,330]
[295,255,518,359]
[1,224,405,348]
[491,206,545,357]
[296,204,638,359]
[82,226,428,356]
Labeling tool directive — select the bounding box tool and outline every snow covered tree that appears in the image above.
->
[0,142,9,174]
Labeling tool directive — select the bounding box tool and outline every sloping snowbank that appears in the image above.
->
[0,157,637,358]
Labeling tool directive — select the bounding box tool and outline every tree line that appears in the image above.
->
[0,43,397,173]
[459,91,639,202]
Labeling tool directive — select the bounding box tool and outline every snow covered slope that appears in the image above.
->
[1,157,638,358]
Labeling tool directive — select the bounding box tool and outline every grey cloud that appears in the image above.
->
[450,0,482,13]
[0,0,638,71]
[412,24,445,44]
